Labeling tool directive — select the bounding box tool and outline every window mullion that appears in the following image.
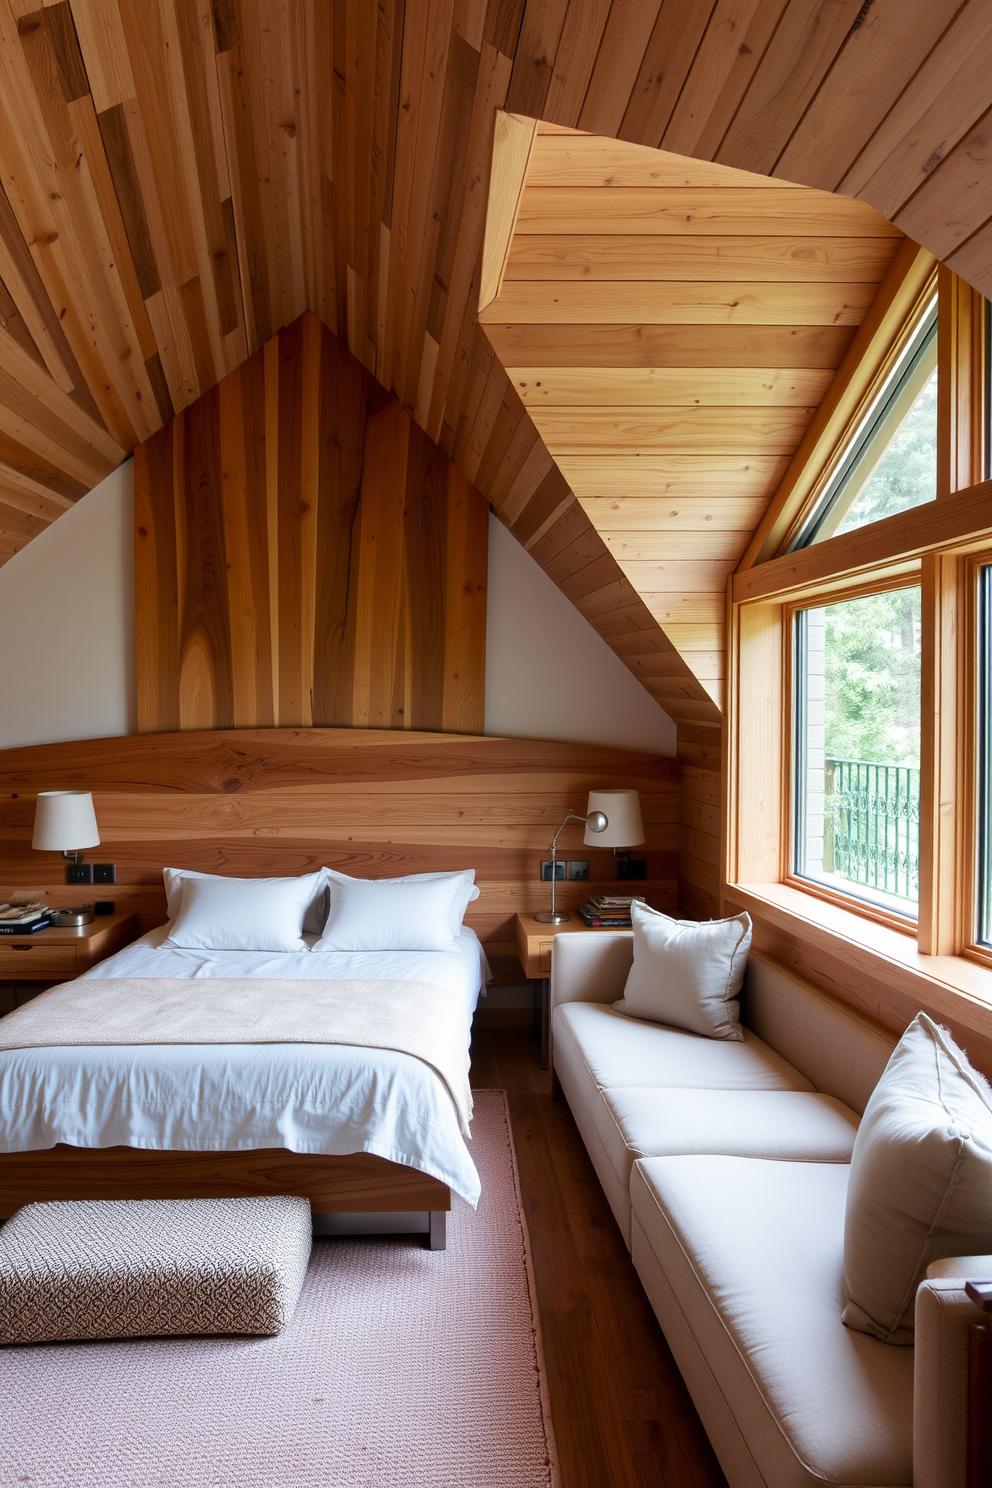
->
[917,552,963,955]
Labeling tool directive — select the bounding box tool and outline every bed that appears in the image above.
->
[0,925,487,1249]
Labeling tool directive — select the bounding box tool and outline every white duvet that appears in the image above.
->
[0,928,490,1206]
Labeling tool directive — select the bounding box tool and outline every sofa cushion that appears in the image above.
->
[555,1001,815,1092]
[603,1087,858,1182]
[588,1089,858,1251]
[843,1012,992,1345]
[614,903,751,1041]
[553,1002,820,1247]
[631,1156,914,1488]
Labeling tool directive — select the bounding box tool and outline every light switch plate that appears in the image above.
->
[568,860,590,880]
[540,861,566,881]
[92,863,117,885]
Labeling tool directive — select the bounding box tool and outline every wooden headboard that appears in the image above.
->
[0,729,678,976]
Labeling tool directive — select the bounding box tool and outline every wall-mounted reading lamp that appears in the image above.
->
[32,791,101,883]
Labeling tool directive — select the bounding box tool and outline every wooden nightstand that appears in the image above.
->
[0,912,139,992]
[515,913,633,1070]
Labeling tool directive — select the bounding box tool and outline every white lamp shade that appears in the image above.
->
[32,791,100,852]
[584,788,644,848]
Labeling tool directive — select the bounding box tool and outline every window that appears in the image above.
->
[793,299,937,548]
[729,258,991,1029]
[979,565,992,948]
[794,587,921,919]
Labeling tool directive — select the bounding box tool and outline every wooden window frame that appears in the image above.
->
[726,266,992,1027]
[783,571,924,938]
[965,552,992,972]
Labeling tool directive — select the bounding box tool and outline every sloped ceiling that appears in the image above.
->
[480,124,905,711]
[1,0,990,733]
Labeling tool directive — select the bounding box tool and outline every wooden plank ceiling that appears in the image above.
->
[480,125,904,708]
[1,0,990,737]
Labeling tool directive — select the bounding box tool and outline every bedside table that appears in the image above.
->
[0,912,139,990]
[514,913,633,1070]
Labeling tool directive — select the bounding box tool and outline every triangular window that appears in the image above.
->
[792,298,937,549]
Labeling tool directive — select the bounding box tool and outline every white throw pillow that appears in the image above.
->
[612,902,751,1041]
[317,869,479,945]
[842,1012,992,1345]
[163,869,328,936]
[165,874,316,952]
[317,872,465,952]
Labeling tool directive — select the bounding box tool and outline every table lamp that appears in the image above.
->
[536,794,608,925]
[32,791,100,883]
[584,789,645,879]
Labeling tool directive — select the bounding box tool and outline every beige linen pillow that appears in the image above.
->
[612,902,751,1041]
[843,1012,992,1345]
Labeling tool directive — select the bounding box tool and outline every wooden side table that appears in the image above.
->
[0,912,139,998]
[514,913,633,1070]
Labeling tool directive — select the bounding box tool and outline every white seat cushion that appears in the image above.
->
[555,1002,815,1092]
[552,1002,819,1245]
[595,1088,858,1214]
[630,1156,914,1488]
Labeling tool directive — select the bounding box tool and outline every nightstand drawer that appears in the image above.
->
[0,942,77,977]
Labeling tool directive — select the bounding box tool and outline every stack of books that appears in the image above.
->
[0,899,51,935]
[577,893,646,928]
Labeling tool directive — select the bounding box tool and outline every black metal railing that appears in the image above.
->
[824,757,920,904]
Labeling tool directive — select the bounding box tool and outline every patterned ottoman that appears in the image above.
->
[0,1196,312,1345]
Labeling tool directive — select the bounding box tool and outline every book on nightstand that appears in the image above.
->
[0,915,51,934]
[0,899,51,933]
[577,893,647,927]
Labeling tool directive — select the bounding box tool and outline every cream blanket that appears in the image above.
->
[0,976,473,1137]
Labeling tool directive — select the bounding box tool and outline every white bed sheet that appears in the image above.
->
[0,929,490,1207]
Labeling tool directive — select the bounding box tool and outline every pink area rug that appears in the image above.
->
[0,1090,558,1488]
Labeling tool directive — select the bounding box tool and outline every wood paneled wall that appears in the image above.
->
[482,124,904,716]
[135,313,488,736]
[0,728,680,973]
[5,0,992,752]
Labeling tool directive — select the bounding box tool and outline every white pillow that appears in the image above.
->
[612,902,751,1041]
[842,1013,992,1345]
[163,869,328,936]
[318,869,479,943]
[164,874,316,952]
[317,873,465,952]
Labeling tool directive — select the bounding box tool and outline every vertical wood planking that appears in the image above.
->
[136,310,489,735]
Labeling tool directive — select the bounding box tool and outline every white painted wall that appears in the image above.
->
[0,482,675,761]
[0,461,135,750]
[484,513,676,754]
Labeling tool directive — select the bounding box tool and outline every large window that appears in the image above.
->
[794,299,938,548]
[794,587,921,918]
[729,260,992,1013]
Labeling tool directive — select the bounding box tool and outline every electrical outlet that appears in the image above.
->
[540,861,566,881]
[92,863,117,885]
[568,860,589,881]
[66,863,93,884]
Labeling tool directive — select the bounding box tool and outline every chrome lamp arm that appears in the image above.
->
[536,807,608,925]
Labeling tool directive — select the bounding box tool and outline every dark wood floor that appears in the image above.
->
[469,1026,726,1488]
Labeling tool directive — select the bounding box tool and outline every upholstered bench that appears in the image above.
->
[0,1195,312,1345]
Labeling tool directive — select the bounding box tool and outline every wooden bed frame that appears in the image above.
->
[0,725,677,1254]
[0,1146,451,1249]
